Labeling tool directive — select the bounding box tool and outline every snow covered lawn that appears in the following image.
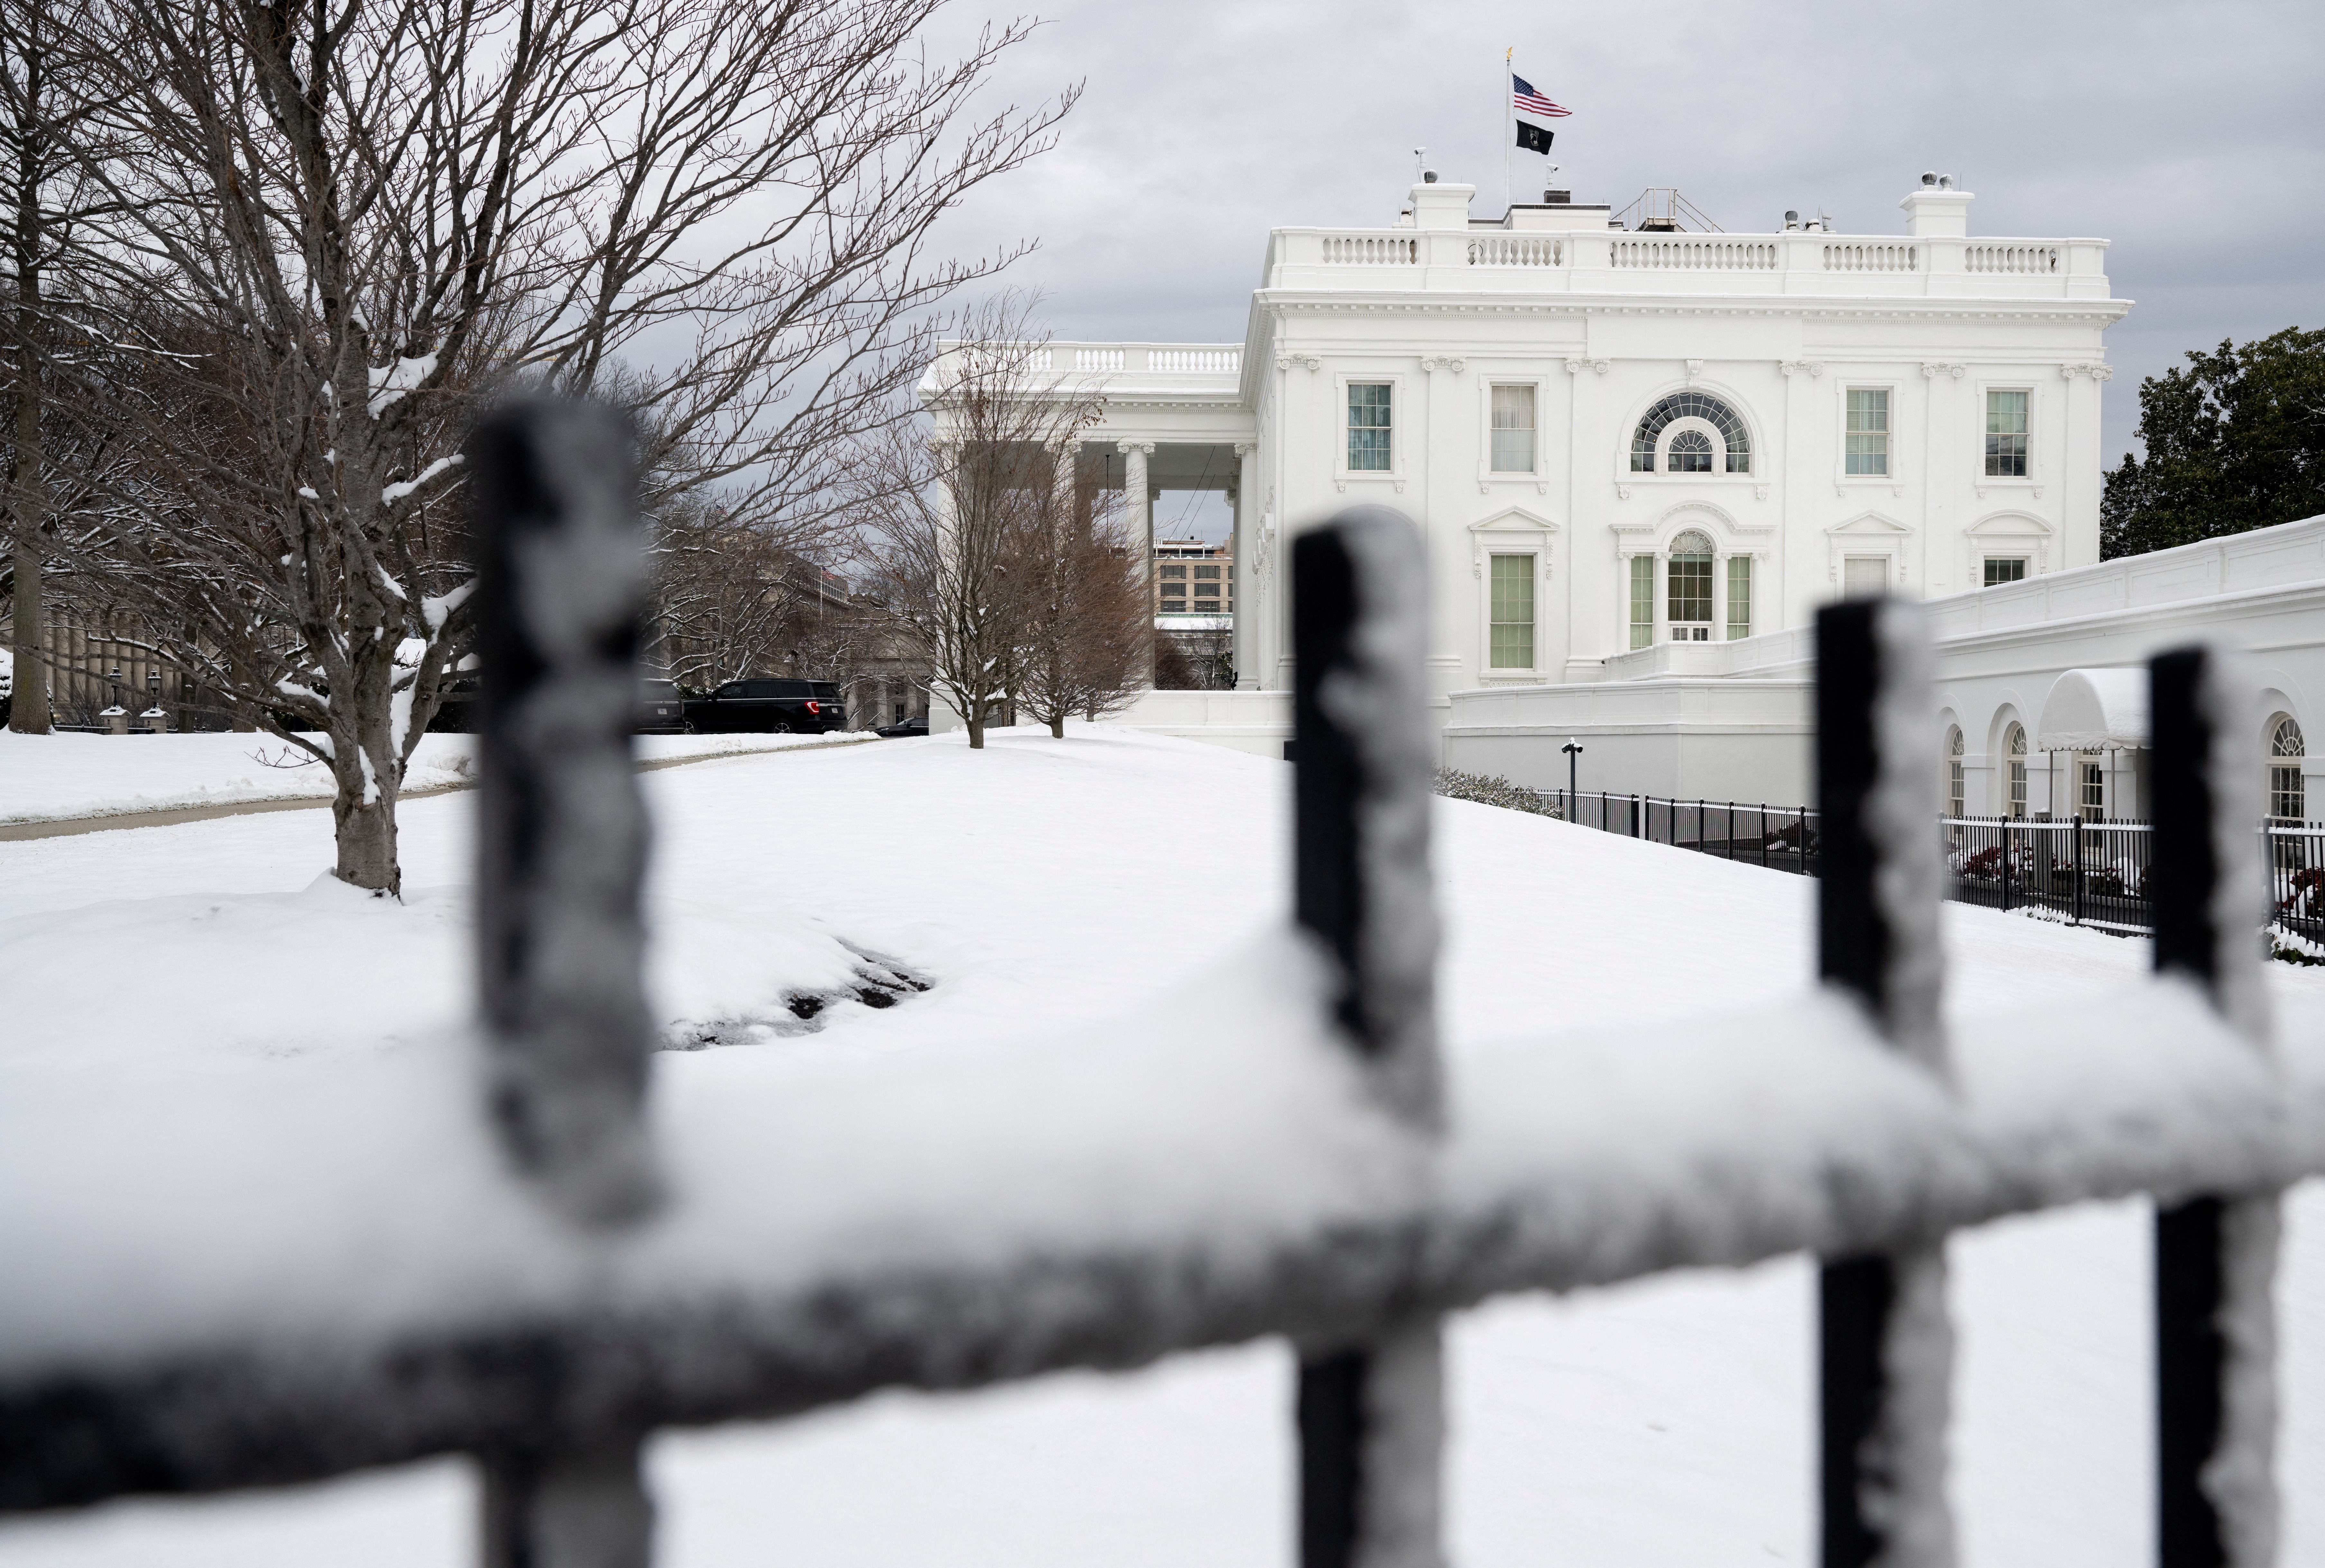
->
[2,723,2322,1566]
[0,727,876,826]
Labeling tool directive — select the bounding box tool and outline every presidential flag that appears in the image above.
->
[1515,121,1554,155]
[1512,75,1570,119]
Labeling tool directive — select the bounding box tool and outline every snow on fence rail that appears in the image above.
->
[1,410,2317,1568]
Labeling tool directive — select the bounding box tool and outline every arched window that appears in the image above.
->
[1946,727,1965,818]
[2270,715,2305,822]
[1666,529,1715,640]
[1630,392,1752,474]
[2005,723,2028,819]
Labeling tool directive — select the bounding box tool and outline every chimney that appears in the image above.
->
[1408,179,1475,231]
[1899,173,1972,237]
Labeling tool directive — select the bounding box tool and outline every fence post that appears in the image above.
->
[470,399,661,1568]
[2148,646,2280,1568]
[2071,817,2084,924]
[1292,509,1444,1568]
[2000,821,2013,913]
[1814,600,1953,1568]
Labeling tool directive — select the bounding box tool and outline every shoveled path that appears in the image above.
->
[0,742,874,842]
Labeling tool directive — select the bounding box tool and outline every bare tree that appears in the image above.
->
[647,497,803,690]
[1015,463,1146,736]
[34,0,1073,891]
[856,300,1109,749]
[0,0,130,734]
[1154,622,1233,691]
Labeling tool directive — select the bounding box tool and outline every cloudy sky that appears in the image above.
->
[928,0,2323,484]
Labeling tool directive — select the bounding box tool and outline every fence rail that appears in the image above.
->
[2,444,2314,1568]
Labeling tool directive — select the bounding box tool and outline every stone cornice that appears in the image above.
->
[1255,292,2129,326]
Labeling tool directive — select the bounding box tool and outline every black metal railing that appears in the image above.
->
[1554,788,2325,945]
[1940,816,2154,932]
[1549,790,1823,876]
[0,436,2309,1568]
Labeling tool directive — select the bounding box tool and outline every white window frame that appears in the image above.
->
[1664,528,1717,640]
[1480,379,1545,482]
[1824,511,1912,594]
[1614,386,1760,486]
[1962,511,2053,584]
[1981,556,2030,588]
[2269,713,2306,823]
[1724,554,1754,641]
[1468,509,1558,678]
[1836,382,1902,488]
[1973,378,2040,495]
[1486,553,1539,672]
[1335,372,1405,490]
[1842,555,1894,598]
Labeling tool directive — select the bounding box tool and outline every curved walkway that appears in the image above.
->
[0,742,877,842]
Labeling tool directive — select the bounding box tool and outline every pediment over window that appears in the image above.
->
[1468,506,1559,537]
[1965,510,2053,537]
[1826,510,1914,538]
[1656,500,1770,537]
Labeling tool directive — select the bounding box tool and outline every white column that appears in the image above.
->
[1120,440,1155,683]
[1118,441,1153,560]
[1711,550,1729,639]
[1232,442,1257,688]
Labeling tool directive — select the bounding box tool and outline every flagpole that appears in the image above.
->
[1503,47,1513,216]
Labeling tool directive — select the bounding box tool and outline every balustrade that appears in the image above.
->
[1965,243,2061,274]
[1319,233,1418,265]
[1465,236,1562,268]
[1147,347,1240,372]
[1822,242,1920,272]
[1609,238,1778,270]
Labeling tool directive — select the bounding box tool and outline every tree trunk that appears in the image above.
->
[1050,713,1064,738]
[332,784,400,894]
[9,524,44,732]
[327,638,405,893]
[6,33,49,737]
[966,712,984,749]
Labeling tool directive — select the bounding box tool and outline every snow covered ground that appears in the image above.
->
[1,723,2321,1566]
[0,727,876,825]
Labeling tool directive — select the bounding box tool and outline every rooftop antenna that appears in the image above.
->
[1412,146,1428,183]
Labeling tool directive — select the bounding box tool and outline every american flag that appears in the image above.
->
[1512,74,1570,119]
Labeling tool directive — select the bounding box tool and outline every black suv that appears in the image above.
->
[684,678,848,734]
[429,675,692,735]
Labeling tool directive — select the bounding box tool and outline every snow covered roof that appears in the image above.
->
[2036,667,2149,751]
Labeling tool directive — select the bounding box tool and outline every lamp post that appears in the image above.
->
[1562,738,1583,821]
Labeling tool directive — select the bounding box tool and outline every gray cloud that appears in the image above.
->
[930,0,2325,464]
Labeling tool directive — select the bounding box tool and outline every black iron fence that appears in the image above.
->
[1550,790,1823,876]
[1553,788,2325,944]
[1941,816,2154,933]
[0,445,2310,1568]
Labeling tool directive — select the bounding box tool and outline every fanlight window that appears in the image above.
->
[1630,392,1752,474]
[2271,715,2305,822]
[1946,727,1966,818]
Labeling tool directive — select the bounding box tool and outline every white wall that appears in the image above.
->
[1445,513,2325,812]
[1242,182,2123,717]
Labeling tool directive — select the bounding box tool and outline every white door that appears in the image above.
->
[1843,556,1890,598]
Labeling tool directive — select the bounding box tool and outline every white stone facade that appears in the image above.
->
[925,175,2124,752]
[1442,514,2325,814]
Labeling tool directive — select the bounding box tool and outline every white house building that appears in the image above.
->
[917,171,2324,816]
